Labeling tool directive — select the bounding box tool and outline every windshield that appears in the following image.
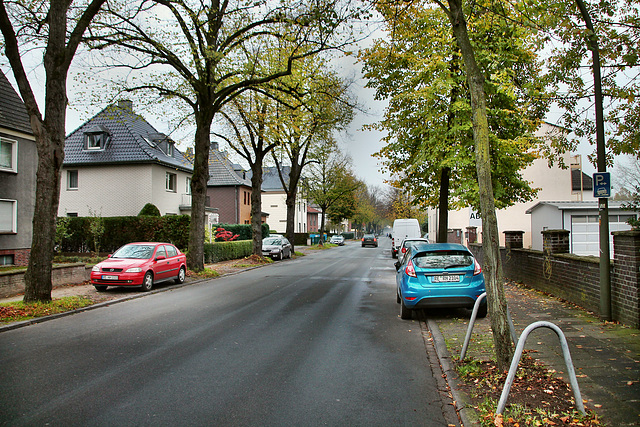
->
[112,244,156,259]
[263,238,281,245]
[413,251,473,269]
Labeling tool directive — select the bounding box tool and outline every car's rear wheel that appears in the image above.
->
[476,303,488,318]
[400,299,413,320]
[141,271,153,292]
[94,285,108,292]
[175,266,186,284]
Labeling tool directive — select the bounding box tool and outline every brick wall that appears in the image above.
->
[0,263,90,298]
[0,248,30,266]
[469,229,640,328]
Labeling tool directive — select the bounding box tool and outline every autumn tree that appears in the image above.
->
[269,54,357,251]
[0,0,107,302]
[361,1,547,244]
[538,0,640,163]
[302,143,360,238]
[214,92,278,256]
[85,0,364,271]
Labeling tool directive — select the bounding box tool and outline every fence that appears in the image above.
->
[469,229,640,328]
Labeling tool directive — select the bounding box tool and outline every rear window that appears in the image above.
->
[413,250,474,269]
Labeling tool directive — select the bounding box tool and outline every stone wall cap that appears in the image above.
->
[541,229,570,235]
[612,229,640,237]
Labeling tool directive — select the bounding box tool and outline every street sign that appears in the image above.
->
[593,172,611,198]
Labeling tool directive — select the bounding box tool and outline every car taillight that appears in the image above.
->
[401,247,407,254]
[405,260,417,278]
[361,237,364,242]
[373,237,377,242]
[473,258,482,276]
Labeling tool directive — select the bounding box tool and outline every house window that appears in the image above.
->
[186,177,192,195]
[0,138,17,173]
[166,172,177,192]
[84,125,109,150]
[0,254,14,266]
[166,143,174,157]
[67,170,78,190]
[67,212,78,217]
[0,199,17,233]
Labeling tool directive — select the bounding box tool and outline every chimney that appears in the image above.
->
[211,141,219,151]
[118,100,133,110]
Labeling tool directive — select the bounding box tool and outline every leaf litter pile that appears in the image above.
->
[456,352,602,426]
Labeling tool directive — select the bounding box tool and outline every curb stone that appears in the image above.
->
[427,318,480,427]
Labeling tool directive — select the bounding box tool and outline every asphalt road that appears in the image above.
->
[0,238,457,426]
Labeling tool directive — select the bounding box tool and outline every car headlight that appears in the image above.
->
[125,267,143,273]
[92,265,100,272]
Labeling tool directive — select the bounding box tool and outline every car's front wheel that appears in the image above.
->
[94,285,108,292]
[141,271,154,292]
[175,266,186,284]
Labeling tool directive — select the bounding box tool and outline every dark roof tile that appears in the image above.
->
[0,70,32,135]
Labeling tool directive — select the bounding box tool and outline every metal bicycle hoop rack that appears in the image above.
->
[457,292,585,416]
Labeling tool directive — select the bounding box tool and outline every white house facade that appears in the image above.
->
[258,166,308,234]
[428,122,596,249]
[59,100,195,218]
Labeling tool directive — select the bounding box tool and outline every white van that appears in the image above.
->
[392,218,421,258]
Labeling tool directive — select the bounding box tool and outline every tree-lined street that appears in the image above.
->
[0,238,458,426]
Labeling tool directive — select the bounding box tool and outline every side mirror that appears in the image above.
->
[156,255,166,261]
[394,261,400,271]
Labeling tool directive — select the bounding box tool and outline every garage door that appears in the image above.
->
[571,214,636,256]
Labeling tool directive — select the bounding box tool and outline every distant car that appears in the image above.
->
[262,236,292,260]
[90,242,187,292]
[329,235,345,245]
[361,234,378,247]
[395,243,486,320]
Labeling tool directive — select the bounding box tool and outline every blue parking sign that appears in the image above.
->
[593,172,611,198]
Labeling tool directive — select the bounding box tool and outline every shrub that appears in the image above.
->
[204,240,253,263]
[138,203,161,216]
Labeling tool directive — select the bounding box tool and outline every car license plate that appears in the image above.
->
[102,275,118,280]
[432,275,460,283]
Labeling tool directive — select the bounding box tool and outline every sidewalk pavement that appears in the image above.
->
[430,281,640,426]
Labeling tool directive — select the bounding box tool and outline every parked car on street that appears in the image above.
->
[398,237,429,261]
[262,236,292,260]
[395,243,486,320]
[361,234,378,247]
[329,235,345,245]
[90,242,187,292]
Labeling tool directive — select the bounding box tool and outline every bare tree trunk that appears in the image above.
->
[250,158,265,256]
[23,115,62,302]
[437,167,450,243]
[446,0,513,370]
[187,115,212,272]
[285,192,296,252]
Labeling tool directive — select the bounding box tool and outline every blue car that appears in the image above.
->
[395,243,486,320]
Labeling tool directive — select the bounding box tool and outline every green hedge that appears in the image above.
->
[203,240,253,263]
[293,233,309,246]
[341,232,354,240]
[57,217,270,253]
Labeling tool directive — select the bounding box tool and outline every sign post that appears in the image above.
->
[593,172,611,320]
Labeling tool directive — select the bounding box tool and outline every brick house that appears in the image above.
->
[206,142,253,225]
[0,70,36,266]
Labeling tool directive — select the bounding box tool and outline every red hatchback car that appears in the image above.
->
[91,242,187,292]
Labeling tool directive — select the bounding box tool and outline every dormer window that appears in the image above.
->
[84,125,109,151]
